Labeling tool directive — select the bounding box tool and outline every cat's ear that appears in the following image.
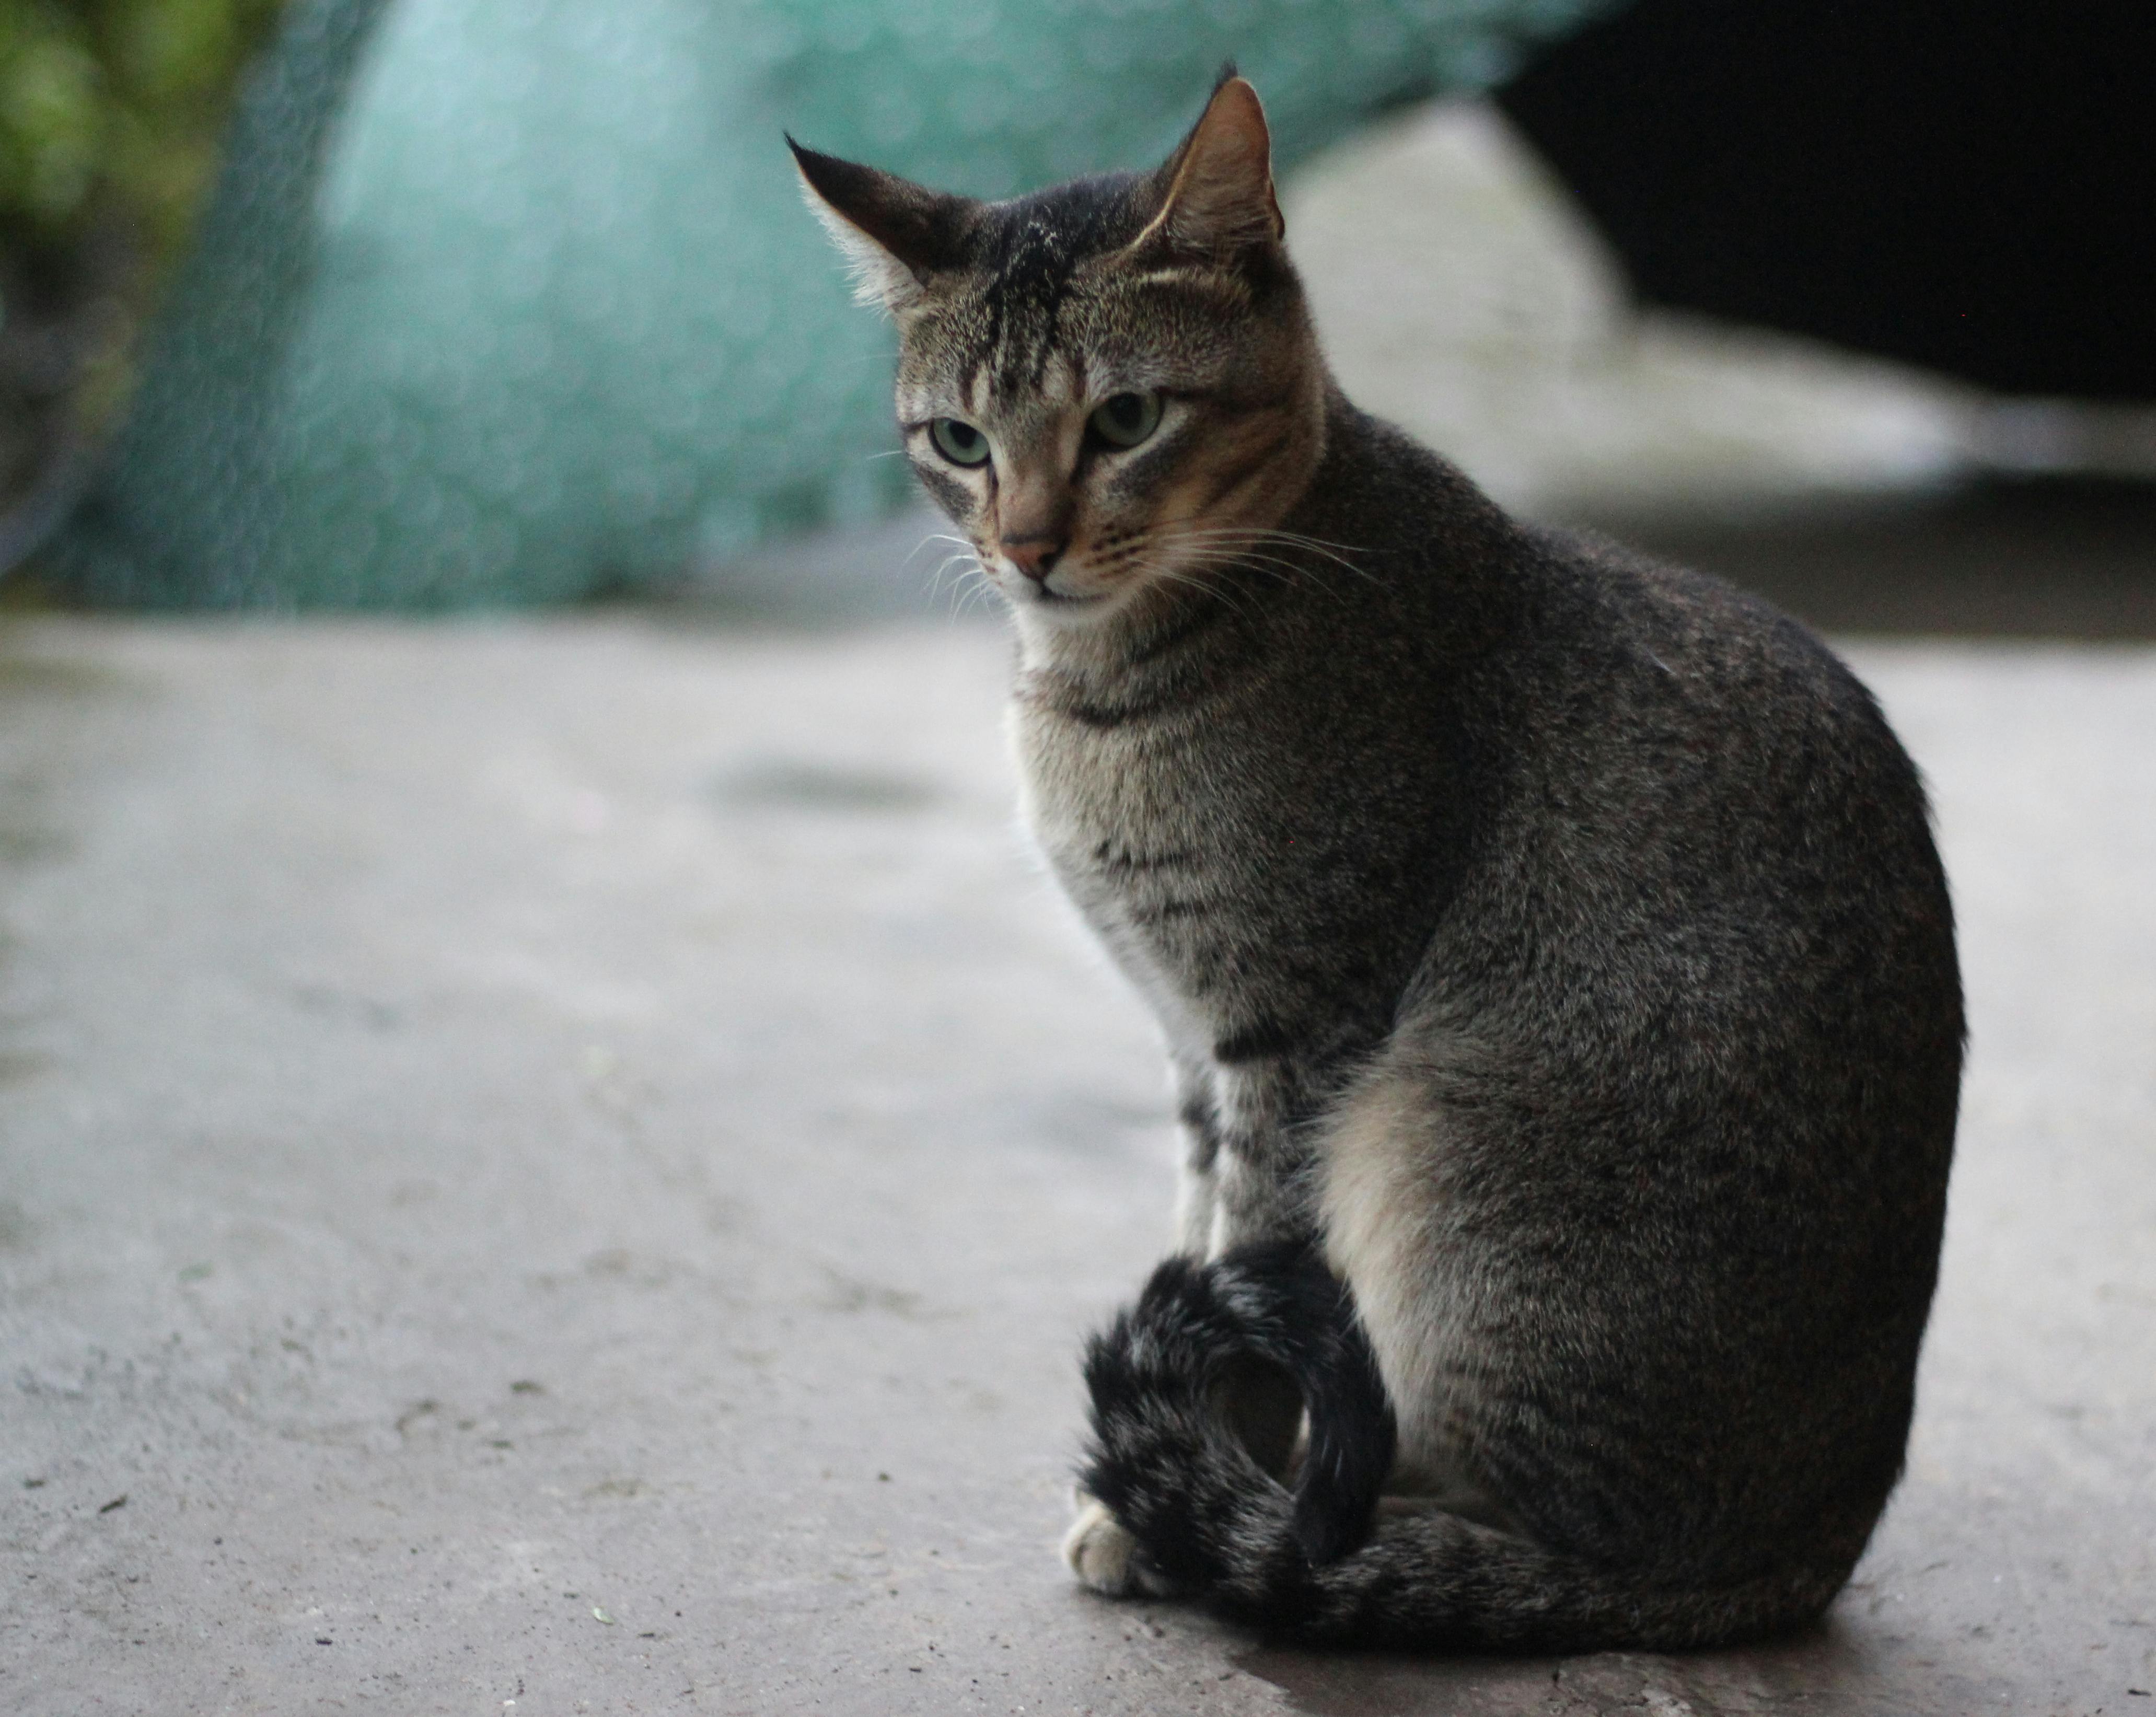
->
[1132,72,1285,259]
[789,139,971,315]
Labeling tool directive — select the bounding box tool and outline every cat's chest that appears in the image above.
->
[1019,716,1223,901]
[1011,698,1291,1006]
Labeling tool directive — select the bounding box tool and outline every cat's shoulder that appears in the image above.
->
[1517,520,1869,707]
[1315,402,1888,740]
[1492,520,1930,828]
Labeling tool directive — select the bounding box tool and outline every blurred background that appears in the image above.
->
[2,0,2150,627]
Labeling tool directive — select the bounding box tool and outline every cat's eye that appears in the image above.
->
[1089,392,1163,450]
[929,417,991,467]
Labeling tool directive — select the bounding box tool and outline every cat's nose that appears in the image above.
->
[1003,536,1066,584]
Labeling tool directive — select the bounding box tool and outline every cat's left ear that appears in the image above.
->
[790,139,972,315]
[1132,73,1285,259]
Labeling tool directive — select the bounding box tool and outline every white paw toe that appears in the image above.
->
[1062,1495,1172,1597]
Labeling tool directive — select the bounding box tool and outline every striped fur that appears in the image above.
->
[796,73,1964,1652]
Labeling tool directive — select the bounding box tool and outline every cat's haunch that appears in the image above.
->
[796,72,1962,1652]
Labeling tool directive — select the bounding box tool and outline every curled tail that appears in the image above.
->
[1078,1250,1841,1652]
[1081,1245,1395,1576]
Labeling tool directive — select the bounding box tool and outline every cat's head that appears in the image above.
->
[792,75,1328,634]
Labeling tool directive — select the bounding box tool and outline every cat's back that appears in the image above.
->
[1471,516,1955,977]
[1322,406,1949,953]
[1362,447,1965,1121]
[1319,401,1962,1245]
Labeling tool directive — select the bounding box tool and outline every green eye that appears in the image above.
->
[929,418,990,466]
[1089,391,1163,449]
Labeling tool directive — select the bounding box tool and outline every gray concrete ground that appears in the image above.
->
[2,601,2152,1715]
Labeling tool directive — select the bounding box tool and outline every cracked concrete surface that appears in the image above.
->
[2,610,2152,1714]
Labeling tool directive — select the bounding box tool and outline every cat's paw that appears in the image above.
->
[1062,1493,1175,1597]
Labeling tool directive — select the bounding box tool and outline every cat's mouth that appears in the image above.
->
[984,543,1130,619]
[1028,583,1100,607]
[1003,569,1107,612]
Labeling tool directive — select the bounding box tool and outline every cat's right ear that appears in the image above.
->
[1130,74,1285,261]
[789,139,970,316]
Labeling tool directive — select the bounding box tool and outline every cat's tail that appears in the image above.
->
[1077,1250,1838,1652]
[1081,1244,1397,1575]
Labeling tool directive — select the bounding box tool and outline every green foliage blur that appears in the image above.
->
[1,1,285,541]
[2,0,284,263]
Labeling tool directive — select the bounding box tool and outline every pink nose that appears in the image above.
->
[1003,537,1066,583]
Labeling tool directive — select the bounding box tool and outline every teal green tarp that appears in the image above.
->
[65,0,1615,609]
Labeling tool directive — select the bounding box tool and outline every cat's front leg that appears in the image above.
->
[1206,1059,1318,1255]
[1210,1151,1306,1255]
[1170,1052,1222,1256]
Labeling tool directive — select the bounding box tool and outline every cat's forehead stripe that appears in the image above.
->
[973,177,1154,393]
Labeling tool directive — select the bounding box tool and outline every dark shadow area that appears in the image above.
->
[1498,3,2156,402]
[1235,1616,1874,1717]
[1562,477,2156,640]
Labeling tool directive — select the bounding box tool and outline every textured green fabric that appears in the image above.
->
[66,0,1616,609]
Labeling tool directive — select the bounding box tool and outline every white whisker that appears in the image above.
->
[1157,526,1383,589]
[922,552,977,608]
[904,531,976,567]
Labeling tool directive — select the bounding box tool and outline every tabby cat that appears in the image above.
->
[791,72,1962,1651]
